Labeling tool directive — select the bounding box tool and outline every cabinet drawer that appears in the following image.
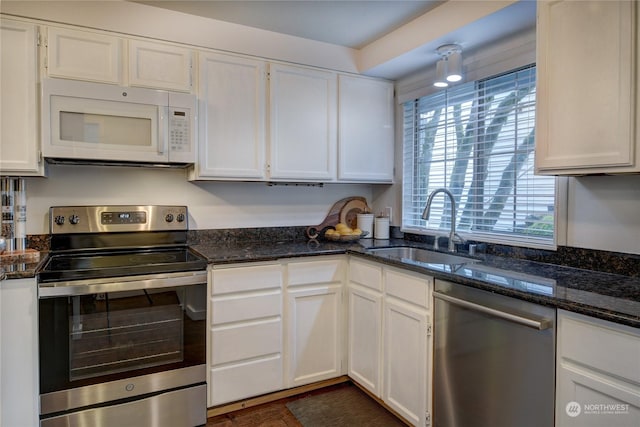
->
[287,258,345,286]
[209,355,283,406]
[211,318,281,365]
[384,268,431,309]
[212,290,281,324]
[349,258,382,291]
[212,264,282,295]
[559,311,640,383]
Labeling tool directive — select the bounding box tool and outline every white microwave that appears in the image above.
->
[41,79,196,165]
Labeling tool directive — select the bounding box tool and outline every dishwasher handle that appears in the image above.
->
[434,291,552,330]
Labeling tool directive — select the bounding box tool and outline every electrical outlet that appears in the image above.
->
[384,206,392,222]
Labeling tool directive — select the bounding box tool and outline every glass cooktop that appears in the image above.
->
[38,247,208,283]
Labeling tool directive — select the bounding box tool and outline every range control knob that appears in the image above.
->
[165,213,174,222]
[176,213,185,223]
[69,214,80,225]
[54,215,65,226]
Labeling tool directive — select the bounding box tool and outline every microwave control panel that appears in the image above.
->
[169,108,191,152]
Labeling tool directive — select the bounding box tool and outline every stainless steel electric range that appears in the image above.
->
[37,205,208,427]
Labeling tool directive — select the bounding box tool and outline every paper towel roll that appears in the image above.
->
[13,178,26,251]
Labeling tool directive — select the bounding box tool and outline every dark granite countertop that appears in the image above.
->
[191,238,640,329]
[7,239,638,328]
[0,250,45,281]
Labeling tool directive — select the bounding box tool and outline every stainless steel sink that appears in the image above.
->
[366,246,478,266]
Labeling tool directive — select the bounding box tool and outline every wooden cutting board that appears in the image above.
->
[306,196,370,239]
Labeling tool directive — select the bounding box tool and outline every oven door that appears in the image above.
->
[38,273,206,420]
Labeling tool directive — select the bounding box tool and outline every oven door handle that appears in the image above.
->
[38,271,207,298]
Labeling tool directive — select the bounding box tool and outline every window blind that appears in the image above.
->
[402,66,556,246]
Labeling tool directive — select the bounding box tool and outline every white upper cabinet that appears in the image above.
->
[128,39,193,92]
[0,19,43,176]
[535,0,640,174]
[46,26,193,92]
[338,75,394,182]
[194,52,267,180]
[46,26,123,84]
[268,63,337,181]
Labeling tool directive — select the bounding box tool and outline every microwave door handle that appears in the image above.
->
[157,107,167,155]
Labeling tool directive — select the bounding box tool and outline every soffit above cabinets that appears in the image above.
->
[131,0,536,79]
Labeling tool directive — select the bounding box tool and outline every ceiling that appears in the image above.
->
[134,0,443,49]
[132,0,536,79]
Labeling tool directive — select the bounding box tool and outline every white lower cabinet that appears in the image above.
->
[207,257,346,407]
[556,310,640,427]
[348,258,383,396]
[0,278,39,427]
[383,268,430,427]
[284,257,346,387]
[208,263,284,406]
[348,258,432,427]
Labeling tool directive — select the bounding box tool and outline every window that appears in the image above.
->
[402,66,557,247]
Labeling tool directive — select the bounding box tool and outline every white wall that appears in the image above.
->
[25,165,373,234]
[567,175,640,255]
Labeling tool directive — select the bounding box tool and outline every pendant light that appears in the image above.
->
[446,48,462,82]
[433,44,463,88]
[433,59,448,88]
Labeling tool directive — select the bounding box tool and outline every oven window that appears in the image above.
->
[69,290,184,381]
[39,285,206,394]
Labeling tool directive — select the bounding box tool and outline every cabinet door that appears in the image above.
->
[47,26,123,84]
[129,39,192,92]
[556,310,640,427]
[383,297,429,427]
[0,19,42,176]
[0,278,39,427]
[535,0,638,174]
[286,284,343,387]
[338,75,394,182]
[347,284,382,397]
[557,366,640,427]
[269,63,337,181]
[196,52,267,180]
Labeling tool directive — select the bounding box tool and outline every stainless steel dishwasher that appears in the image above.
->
[433,280,555,427]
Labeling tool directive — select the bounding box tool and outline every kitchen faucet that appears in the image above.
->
[421,188,465,252]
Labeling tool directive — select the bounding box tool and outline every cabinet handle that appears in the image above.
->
[434,291,552,330]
